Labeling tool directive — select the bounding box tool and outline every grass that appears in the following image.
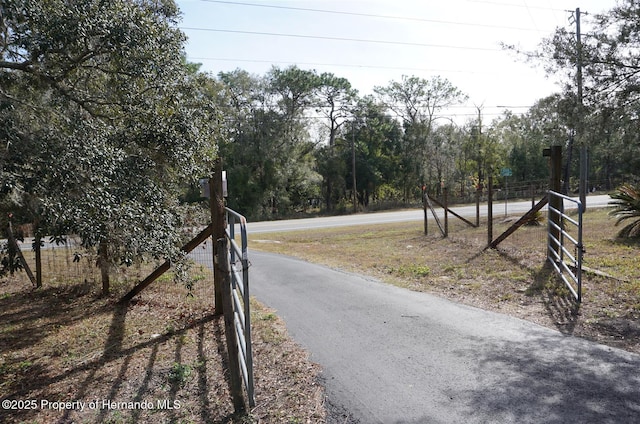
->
[3,205,639,423]
[0,255,325,423]
[249,206,640,354]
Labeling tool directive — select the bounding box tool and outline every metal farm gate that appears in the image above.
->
[221,207,255,408]
[547,190,584,302]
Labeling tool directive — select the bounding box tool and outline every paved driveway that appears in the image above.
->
[250,250,640,424]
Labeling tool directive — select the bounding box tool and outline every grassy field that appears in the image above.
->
[249,207,640,354]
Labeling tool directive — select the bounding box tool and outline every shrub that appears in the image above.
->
[609,184,640,238]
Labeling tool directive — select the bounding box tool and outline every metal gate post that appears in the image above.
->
[217,237,245,412]
[577,204,584,303]
[545,146,563,260]
[547,191,584,302]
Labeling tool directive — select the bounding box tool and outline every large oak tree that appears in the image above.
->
[0,0,219,294]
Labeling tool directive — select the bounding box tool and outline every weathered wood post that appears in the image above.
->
[211,159,225,316]
[34,236,42,288]
[32,217,42,288]
[422,185,428,235]
[34,225,42,288]
[6,219,36,286]
[476,184,481,227]
[443,187,449,238]
[487,175,493,246]
[531,184,535,209]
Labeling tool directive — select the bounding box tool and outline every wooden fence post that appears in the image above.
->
[443,187,449,238]
[32,218,42,288]
[422,185,428,235]
[211,159,225,316]
[487,175,493,246]
[34,236,42,288]
[476,185,481,227]
[6,221,36,286]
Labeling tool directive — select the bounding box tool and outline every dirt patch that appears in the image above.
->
[0,275,326,423]
[2,208,639,423]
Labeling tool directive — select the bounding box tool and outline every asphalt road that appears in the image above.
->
[249,250,640,423]
[247,194,611,234]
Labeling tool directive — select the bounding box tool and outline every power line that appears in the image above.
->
[199,0,546,32]
[188,56,506,75]
[464,0,565,12]
[180,27,504,52]
[522,0,541,34]
[222,112,516,120]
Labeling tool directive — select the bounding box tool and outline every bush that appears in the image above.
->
[609,184,640,238]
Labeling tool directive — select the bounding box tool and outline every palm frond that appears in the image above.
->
[609,184,640,238]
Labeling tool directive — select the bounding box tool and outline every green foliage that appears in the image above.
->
[216,67,323,219]
[0,1,220,292]
[494,96,570,184]
[7,0,640,260]
[525,211,545,227]
[523,1,640,190]
[374,75,468,201]
[609,184,640,238]
[397,264,431,278]
[167,362,192,388]
[340,97,403,206]
[0,241,23,276]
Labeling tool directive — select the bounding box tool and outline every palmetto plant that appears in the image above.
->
[609,184,640,238]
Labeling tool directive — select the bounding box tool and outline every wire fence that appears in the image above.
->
[186,235,216,300]
[2,234,216,301]
[4,195,552,298]
[425,193,550,265]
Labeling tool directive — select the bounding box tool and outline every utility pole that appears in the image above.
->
[475,105,483,227]
[352,119,357,213]
[475,105,483,185]
[571,7,588,210]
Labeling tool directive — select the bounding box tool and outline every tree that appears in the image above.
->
[215,69,269,216]
[540,2,640,112]
[374,75,467,201]
[520,1,640,189]
[315,72,357,211]
[266,66,322,214]
[428,123,461,196]
[490,96,571,187]
[344,96,403,207]
[0,0,219,294]
[216,66,321,219]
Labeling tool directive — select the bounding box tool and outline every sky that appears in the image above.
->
[175,0,617,122]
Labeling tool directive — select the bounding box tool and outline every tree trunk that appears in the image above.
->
[325,177,333,212]
[99,241,110,296]
[34,233,42,288]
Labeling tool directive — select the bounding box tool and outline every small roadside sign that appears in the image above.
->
[500,168,512,177]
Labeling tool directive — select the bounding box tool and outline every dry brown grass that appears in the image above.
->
[0,260,326,423]
[3,205,638,423]
[250,207,640,355]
